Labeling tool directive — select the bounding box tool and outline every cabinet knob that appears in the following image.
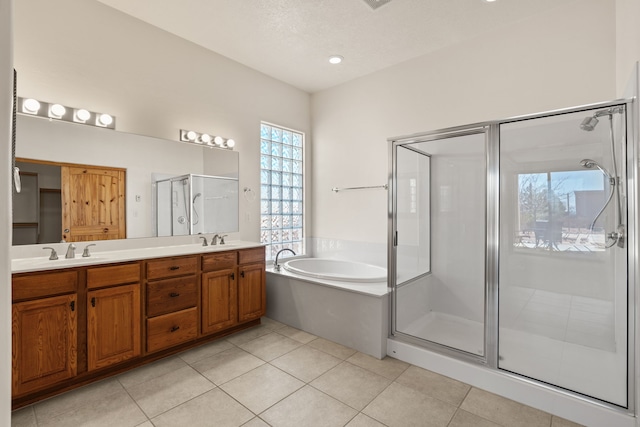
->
[170,326,180,333]
[169,292,180,298]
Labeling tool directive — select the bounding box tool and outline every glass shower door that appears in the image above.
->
[393,130,487,356]
[498,107,628,406]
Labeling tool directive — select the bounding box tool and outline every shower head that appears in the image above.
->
[580,116,599,131]
[580,159,613,181]
[192,193,202,203]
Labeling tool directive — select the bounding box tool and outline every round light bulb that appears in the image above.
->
[186,131,197,141]
[75,109,91,122]
[225,139,235,148]
[23,98,41,113]
[50,104,66,118]
[200,133,212,144]
[329,55,343,65]
[214,136,224,146]
[98,113,113,126]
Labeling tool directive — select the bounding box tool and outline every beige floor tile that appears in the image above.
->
[118,355,187,389]
[261,385,358,427]
[308,337,357,360]
[38,389,147,427]
[226,324,272,345]
[311,361,391,411]
[178,338,235,365]
[448,409,501,427]
[238,331,302,361]
[261,317,287,331]
[276,325,317,343]
[242,417,271,426]
[552,416,585,427]
[151,388,254,427]
[395,365,470,406]
[347,352,410,381]
[34,377,124,420]
[271,345,342,382]
[127,365,215,418]
[363,382,457,427]
[345,413,387,427]
[10,406,36,427]
[192,346,265,385]
[460,388,552,427]
[221,364,304,414]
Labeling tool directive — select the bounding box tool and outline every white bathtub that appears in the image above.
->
[266,257,389,358]
[283,258,387,283]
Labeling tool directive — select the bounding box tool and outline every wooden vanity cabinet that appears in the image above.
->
[145,256,199,353]
[201,251,238,335]
[86,263,141,371]
[238,247,267,322]
[12,271,79,397]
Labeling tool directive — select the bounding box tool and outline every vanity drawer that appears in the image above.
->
[146,307,198,353]
[87,263,141,289]
[146,256,198,280]
[202,251,237,272]
[146,277,198,317]
[12,270,78,301]
[238,247,265,265]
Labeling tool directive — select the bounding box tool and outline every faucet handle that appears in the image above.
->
[219,235,228,245]
[199,236,208,246]
[43,247,58,260]
[82,244,97,258]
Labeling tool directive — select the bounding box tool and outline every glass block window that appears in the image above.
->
[260,123,304,261]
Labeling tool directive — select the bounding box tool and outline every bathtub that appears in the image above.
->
[266,257,389,358]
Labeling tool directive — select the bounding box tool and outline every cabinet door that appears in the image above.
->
[12,294,77,396]
[238,262,266,323]
[202,269,237,334]
[87,284,141,371]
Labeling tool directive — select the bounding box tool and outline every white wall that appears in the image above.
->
[14,0,311,244]
[0,0,12,424]
[311,0,616,244]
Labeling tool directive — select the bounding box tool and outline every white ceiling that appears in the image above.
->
[97,0,577,93]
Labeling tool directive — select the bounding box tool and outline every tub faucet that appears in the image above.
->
[65,243,76,259]
[274,248,296,272]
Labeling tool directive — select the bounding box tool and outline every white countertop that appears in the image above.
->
[12,240,263,274]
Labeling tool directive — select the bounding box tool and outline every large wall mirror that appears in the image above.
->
[14,114,239,245]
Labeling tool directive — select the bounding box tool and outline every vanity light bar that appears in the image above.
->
[18,97,116,130]
[179,129,235,150]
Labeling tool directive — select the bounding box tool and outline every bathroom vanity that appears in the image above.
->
[10,243,265,408]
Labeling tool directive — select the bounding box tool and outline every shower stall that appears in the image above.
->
[389,99,635,410]
[155,173,238,236]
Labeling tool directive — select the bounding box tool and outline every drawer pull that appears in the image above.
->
[230,273,235,280]
[169,292,180,298]
[240,271,245,278]
[170,325,180,332]
[91,297,96,307]
[70,300,75,311]
[169,266,180,271]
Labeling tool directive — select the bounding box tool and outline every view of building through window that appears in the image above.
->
[260,123,304,261]
[515,170,607,252]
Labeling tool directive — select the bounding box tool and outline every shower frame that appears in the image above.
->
[387,98,637,414]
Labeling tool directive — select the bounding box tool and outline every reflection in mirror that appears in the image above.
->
[14,114,239,246]
[155,173,239,236]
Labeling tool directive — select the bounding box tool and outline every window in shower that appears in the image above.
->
[260,122,305,261]
[513,169,606,252]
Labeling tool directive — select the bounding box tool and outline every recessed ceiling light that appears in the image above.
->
[329,55,343,65]
[484,0,497,2]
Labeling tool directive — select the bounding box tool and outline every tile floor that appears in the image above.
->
[11,318,584,427]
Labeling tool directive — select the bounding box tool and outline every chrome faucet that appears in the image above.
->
[274,248,296,272]
[65,243,76,259]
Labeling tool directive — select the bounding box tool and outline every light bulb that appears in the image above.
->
[214,136,224,146]
[225,139,235,148]
[23,98,41,114]
[75,109,91,122]
[329,55,343,65]
[186,131,197,141]
[98,113,113,126]
[200,133,212,144]
[49,104,66,118]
